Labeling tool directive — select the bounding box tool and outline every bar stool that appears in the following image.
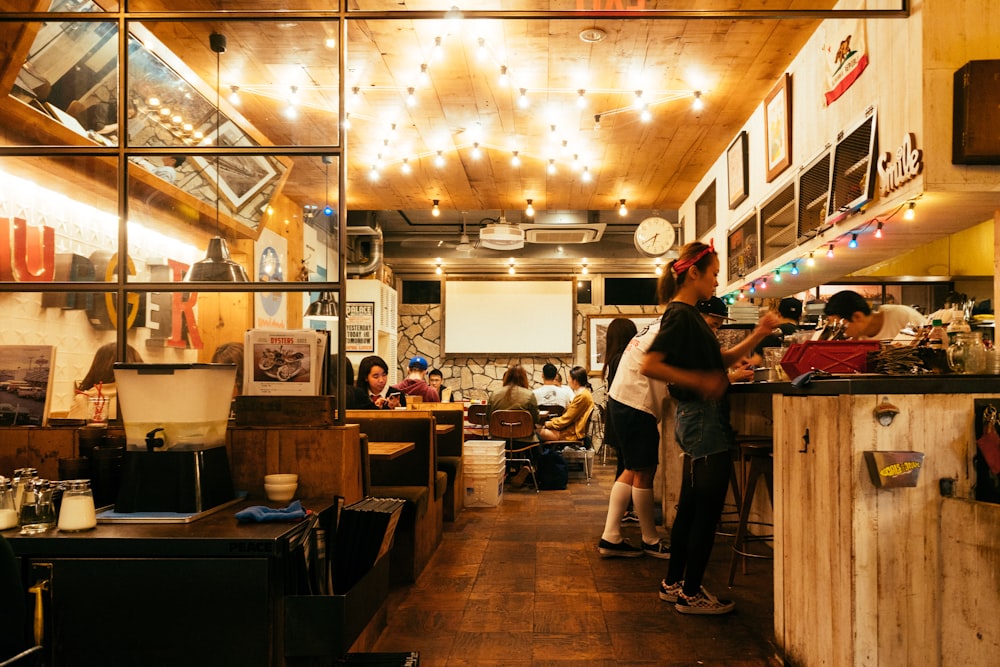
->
[716,450,743,537]
[728,437,774,587]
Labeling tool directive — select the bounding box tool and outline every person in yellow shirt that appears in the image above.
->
[537,366,595,442]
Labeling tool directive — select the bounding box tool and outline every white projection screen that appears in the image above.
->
[443,280,575,355]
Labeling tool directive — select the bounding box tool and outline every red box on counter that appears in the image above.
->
[780,340,881,378]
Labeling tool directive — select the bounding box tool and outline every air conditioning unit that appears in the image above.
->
[521,223,606,244]
[479,223,525,250]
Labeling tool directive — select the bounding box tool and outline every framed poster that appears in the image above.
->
[345,302,375,353]
[726,215,758,282]
[764,73,793,182]
[193,120,281,212]
[727,131,749,208]
[586,314,657,376]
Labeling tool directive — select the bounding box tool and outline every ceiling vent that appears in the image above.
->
[522,223,606,244]
[479,222,525,250]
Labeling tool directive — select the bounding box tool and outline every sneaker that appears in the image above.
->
[621,510,640,524]
[642,539,671,560]
[598,537,643,558]
[509,466,531,487]
[658,579,683,603]
[674,587,735,615]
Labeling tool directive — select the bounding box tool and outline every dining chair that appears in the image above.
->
[537,403,566,419]
[546,405,596,483]
[488,409,539,492]
[466,403,490,439]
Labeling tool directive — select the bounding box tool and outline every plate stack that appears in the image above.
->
[462,440,506,507]
[727,303,761,324]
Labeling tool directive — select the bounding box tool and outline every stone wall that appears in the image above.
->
[397,303,660,404]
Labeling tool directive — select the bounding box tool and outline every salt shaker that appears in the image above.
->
[0,477,17,530]
[58,480,97,532]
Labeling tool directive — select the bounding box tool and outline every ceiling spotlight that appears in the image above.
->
[511,151,521,167]
[525,199,535,217]
[692,90,704,111]
[577,89,587,108]
[875,221,884,238]
[432,199,441,217]
[904,201,916,221]
[518,88,529,108]
[827,244,835,258]
[498,65,508,85]
[579,27,607,43]
[435,150,445,167]
[618,199,627,217]
[849,233,859,248]
[593,114,601,131]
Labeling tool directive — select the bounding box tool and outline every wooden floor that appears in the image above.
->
[372,454,782,666]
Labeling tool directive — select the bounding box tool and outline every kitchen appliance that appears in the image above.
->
[113,363,236,513]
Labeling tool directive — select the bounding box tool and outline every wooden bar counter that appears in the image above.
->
[723,375,1000,667]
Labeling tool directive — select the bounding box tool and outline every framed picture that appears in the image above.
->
[586,314,658,376]
[726,214,758,282]
[193,120,281,213]
[727,131,749,209]
[764,73,793,182]
[345,302,375,353]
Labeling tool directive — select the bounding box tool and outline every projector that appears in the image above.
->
[479,222,525,250]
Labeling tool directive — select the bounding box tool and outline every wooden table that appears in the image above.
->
[367,441,415,460]
[435,423,455,435]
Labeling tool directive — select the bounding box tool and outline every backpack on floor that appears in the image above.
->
[535,447,567,490]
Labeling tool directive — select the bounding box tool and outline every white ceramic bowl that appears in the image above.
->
[264,473,298,485]
[264,482,298,502]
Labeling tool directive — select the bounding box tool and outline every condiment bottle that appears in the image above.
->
[928,319,948,350]
[946,307,972,344]
[18,479,55,534]
[0,477,17,530]
[11,467,38,512]
[57,480,97,532]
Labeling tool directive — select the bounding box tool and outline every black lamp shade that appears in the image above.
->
[185,237,249,282]
[304,291,338,320]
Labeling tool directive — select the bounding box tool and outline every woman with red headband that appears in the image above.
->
[640,240,780,615]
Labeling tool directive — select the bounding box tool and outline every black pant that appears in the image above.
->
[666,450,731,595]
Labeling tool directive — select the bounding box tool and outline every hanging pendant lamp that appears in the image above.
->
[186,31,248,283]
[304,291,339,321]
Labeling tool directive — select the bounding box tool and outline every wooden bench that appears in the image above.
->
[345,411,445,585]
[410,403,466,521]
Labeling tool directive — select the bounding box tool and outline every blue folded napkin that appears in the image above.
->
[235,500,307,523]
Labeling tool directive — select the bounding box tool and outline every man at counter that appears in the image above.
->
[823,290,926,341]
[392,356,440,403]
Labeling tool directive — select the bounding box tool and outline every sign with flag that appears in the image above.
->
[822,19,869,105]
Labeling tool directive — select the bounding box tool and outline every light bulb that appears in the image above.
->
[525,199,534,217]
[419,63,429,86]
[739,290,746,300]
[593,114,601,131]
[435,150,445,167]
[350,86,360,108]
[432,199,441,217]
[692,91,703,111]
[518,88,528,108]
[476,37,487,60]
[577,89,587,108]
[761,277,768,289]
[618,199,627,217]
[581,265,589,275]
[807,252,815,267]
[511,151,521,167]
[790,262,799,275]
[432,36,443,60]
[288,85,299,105]
[343,113,351,130]
[774,269,782,283]
[498,65,508,86]
[875,221,884,238]
[904,201,916,221]
[435,266,443,275]
[471,142,481,159]
[406,87,416,107]
[401,158,411,174]
[389,123,398,140]
[640,106,652,122]
[147,96,160,107]
[849,233,858,248]
[749,282,756,294]
[368,165,379,181]
[826,244,835,258]
[547,159,556,175]
[228,85,240,105]
[634,90,644,109]
[325,37,336,49]
[582,166,592,182]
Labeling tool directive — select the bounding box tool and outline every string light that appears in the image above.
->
[406,87,416,107]
[508,258,516,275]
[749,281,756,294]
[640,105,652,122]
[807,252,815,267]
[525,199,534,217]
[471,142,481,159]
[518,88,529,108]
[511,151,521,167]
[580,258,589,275]
[618,199,628,216]
[849,233,858,248]
[654,258,663,276]
[593,114,601,131]
[904,201,916,221]
[875,221,884,238]
[435,150,445,167]
[826,244,835,258]
[773,269,782,283]
[692,90,703,111]
[432,36,443,60]
[577,89,587,108]
[435,258,443,275]
[343,112,351,130]
[228,85,240,104]
[581,166,592,182]
[498,65,508,85]
[547,159,556,175]
[431,199,440,217]
[790,262,799,275]
[633,90,644,109]
[738,289,746,301]
[401,157,411,174]
[418,63,429,86]
[476,37,487,60]
[761,276,768,289]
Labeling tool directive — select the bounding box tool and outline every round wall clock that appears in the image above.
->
[633,216,676,257]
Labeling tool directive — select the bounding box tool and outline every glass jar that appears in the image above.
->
[0,477,17,530]
[11,467,38,512]
[57,480,97,532]
[947,331,986,374]
[18,479,55,534]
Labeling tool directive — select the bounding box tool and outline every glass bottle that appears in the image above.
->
[947,331,986,374]
[927,319,948,350]
[0,477,17,530]
[18,479,55,534]
[11,467,38,512]
[58,480,97,532]
[946,307,972,345]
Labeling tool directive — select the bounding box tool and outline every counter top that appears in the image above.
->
[728,373,1000,395]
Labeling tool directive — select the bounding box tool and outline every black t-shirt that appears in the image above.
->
[649,301,725,402]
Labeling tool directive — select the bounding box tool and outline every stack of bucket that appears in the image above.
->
[463,440,506,507]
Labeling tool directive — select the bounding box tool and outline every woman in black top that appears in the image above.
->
[602,318,639,520]
[640,241,779,615]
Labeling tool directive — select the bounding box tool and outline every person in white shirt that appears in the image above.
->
[823,290,926,341]
[533,363,574,408]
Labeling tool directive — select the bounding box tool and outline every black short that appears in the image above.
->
[607,397,660,471]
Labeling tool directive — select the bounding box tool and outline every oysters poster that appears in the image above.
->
[243,329,326,396]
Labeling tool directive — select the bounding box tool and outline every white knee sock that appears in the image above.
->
[632,487,659,544]
[601,482,633,542]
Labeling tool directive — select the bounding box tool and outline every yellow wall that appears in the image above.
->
[855,219,994,277]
